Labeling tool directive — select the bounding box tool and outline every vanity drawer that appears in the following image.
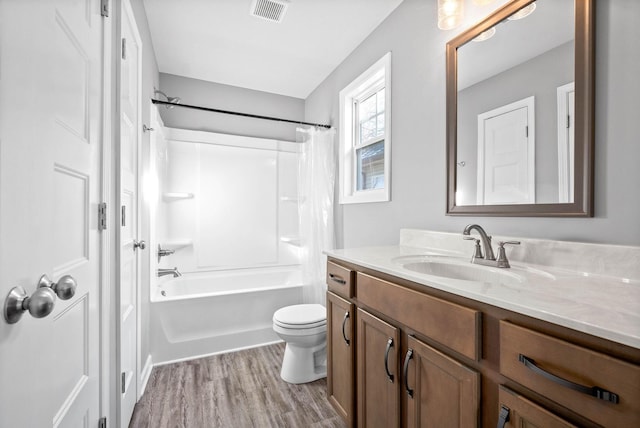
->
[326,261,354,298]
[500,321,640,427]
[356,272,480,360]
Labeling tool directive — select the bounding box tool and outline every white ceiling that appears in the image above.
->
[142,0,404,99]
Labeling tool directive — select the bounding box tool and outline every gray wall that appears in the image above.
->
[457,41,574,205]
[305,0,640,248]
[131,0,160,373]
[158,73,305,142]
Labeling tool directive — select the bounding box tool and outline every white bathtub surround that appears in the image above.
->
[326,229,640,349]
[150,127,309,362]
[150,266,304,364]
[297,126,336,305]
[156,127,301,273]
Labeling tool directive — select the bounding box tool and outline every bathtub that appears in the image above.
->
[150,266,304,364]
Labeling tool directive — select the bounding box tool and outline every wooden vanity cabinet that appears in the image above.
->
[500,321,640,427]
[326,261,356,426]
[405,335,480,427]
[325,258,640,428]
[357,308,401,428]
[327,291,355,425]
[497,386,577,428]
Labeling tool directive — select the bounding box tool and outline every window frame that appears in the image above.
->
[339,52,392,204]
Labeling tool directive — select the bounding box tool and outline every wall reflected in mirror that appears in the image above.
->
[455,0,575,206]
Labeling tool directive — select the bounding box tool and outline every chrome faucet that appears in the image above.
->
[462,224,520,268]
[157,267,182,278]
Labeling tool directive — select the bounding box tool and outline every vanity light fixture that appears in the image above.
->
[507,2,537,20]
[472,26,496,42]
[438,0,498,31]
[438,0,465,30]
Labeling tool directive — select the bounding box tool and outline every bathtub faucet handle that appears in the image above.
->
[157,244,175,263]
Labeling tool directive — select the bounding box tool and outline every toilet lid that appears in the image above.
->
[273,304,326,328]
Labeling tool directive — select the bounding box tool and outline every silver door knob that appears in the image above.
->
[3,286,56,324]
[134,240,146,251]
[4,274,78,324]
[38,274,77,300]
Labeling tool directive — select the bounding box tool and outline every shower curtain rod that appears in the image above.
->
[151,99,332,129]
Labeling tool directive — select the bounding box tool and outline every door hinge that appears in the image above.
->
[100,0,109,17]
[121,38,127,60]
[121,205,126,227]
[121,372,126,394]
[98,417,107,428]
[567,114,571,129]
[98,202,107,231]
[525,125,529,138]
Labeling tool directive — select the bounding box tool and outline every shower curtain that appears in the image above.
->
[297,126,336,306]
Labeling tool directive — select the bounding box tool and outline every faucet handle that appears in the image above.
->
[495,241,521,268]
[463,236,484,259]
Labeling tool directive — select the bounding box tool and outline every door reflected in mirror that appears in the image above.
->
[446,0,594,216]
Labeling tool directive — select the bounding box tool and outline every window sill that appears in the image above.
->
[340,189,389,205]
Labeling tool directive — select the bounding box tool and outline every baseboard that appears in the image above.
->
[139,354,153,398]
[153,339,284,367]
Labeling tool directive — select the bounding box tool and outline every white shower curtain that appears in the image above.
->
[297,126,336,306]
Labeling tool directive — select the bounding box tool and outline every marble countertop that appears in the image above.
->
[325,241,640,350]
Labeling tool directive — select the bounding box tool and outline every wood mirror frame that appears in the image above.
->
[446,0,595,217]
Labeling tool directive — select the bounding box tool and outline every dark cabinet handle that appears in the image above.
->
[496,405,510,428]
[403,348,414,398]
[384,338,394,383]
[329,273,346,285]
[341,311,350,346]
[518,354,619,404]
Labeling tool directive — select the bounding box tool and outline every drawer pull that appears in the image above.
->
[496,405,510,428]
[341,311,350,346]
[518,354,620,404]
[384,338,394,383]
[329,273,346,285]
[403,348,414,398]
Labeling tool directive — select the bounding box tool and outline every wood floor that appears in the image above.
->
[129,342,346,428]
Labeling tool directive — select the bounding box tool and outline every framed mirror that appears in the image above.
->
[446,0,594,216]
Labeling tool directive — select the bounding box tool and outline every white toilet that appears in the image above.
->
[272,304,327,384]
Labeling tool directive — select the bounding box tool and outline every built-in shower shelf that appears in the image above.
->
[280,236,301,246]
[280,196,305,203]
[162,240,193,250]
[163,192,194,202]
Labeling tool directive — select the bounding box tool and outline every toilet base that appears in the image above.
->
[279,342,327,384]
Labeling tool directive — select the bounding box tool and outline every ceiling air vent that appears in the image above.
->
[250,0,290,23]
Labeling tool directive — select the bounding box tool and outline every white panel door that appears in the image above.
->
[0,1,103,427]
[119,0,142,426]
[557,82,575,203]
[477,97,535,205]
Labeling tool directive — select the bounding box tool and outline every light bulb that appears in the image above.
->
[438,0,464,30]
[508,2,537,20]
[472,27,496,42]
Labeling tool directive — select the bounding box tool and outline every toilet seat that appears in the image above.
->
[273,304,326,329]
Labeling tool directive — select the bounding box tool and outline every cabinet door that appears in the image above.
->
[327,292,355,426]
[357,308,401,428]
[405,336,480,428]
[497,386,577,428]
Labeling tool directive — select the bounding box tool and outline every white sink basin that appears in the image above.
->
[392,255,553,285]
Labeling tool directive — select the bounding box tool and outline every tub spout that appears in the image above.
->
[158,267,182,278]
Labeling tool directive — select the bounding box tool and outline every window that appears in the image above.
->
[339,52,391,204]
